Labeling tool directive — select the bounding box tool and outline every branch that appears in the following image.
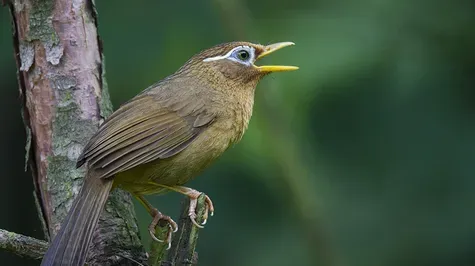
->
[149,194,207,266]
[148,220,171,265]
[0,229,47,260]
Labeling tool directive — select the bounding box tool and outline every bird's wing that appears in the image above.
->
[77,93,215,178]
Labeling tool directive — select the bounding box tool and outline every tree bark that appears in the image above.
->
[0,229,48,260]
[7,0,146,264]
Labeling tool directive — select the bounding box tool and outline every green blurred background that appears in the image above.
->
[1,0,475,265]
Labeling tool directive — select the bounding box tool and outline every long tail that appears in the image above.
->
[41,173,113,266]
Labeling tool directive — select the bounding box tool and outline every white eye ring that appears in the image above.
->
[203,46,255,66]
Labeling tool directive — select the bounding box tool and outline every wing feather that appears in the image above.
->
[78,93,215,179]
[81,112,175,161]
[97,127,197,177]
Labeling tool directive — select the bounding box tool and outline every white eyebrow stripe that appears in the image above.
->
[203,52,232,62]
[203,46,253,62]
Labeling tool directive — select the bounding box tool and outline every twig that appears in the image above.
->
[0,229,48,260]
[149,194,207,266]
[166,194,206,265]
[148,220,172,265]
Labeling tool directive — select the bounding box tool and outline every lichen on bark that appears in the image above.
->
[27,0,63,65]
[47,86,97,227]
[99,57,114,118]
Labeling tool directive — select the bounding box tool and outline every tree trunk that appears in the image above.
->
[7,0,146,264]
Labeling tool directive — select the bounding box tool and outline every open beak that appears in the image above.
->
[255,42,299,73]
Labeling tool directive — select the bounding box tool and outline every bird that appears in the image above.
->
[41,41,298,266]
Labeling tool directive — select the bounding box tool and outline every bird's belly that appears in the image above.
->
[114,127,231,195]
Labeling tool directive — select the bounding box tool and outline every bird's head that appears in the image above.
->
[179,41,298,86]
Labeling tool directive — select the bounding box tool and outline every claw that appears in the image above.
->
[174,187,215,228]
[165,226,173,250]
[187,194,215,228]
[149,229,164,242]
[202,205,209,224]
[189,213,204,228]
[168,219,178,233]
[205,196,215,217]
[148,208,178,245]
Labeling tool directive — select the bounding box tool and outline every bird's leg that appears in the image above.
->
[152,185,214,228]
[133,194,178,248]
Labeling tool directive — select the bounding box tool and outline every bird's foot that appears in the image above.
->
[148,208,178,249]
[185,190,214,228]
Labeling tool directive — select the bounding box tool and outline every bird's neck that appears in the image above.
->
[169,66,259,144]
[210,81,257,144]
[230,89,255,144]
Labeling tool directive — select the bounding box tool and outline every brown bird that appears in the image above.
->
[41,41,298,266]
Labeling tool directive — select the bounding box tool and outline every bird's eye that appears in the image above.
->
[236,50,250,61]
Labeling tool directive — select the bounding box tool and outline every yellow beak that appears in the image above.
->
[255,42,299,72]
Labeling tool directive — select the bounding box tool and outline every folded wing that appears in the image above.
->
[77,93,215,178]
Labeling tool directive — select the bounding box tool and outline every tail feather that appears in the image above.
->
[41,174,113,266]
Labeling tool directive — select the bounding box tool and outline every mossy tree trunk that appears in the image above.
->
[6,0,146,264]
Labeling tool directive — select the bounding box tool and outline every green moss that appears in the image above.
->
[100,56,114,117]
[21,110,31,171]
[27,0,63,65]
[28,0,57,43]
[7,231,16,239]
[64,91,72,101]
[46,76,97,225]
